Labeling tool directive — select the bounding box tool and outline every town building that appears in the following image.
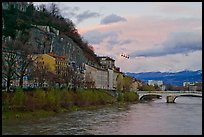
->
[148,80,166,91]
[148,80,163,87]
[30,53,69,87]
[183,81,202,91]
[98,56,115,70]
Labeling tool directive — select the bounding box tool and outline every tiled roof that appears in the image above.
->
[47,53,66,60]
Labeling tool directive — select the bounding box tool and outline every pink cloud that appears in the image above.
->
[80,16,202,72]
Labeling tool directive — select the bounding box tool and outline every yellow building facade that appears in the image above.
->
[34,54,56,73]
[33,53,68,75]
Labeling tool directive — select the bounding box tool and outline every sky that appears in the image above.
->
[33,2,202,73]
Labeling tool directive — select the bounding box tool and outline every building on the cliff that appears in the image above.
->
[83,56,141,91]
[84,64,108,89]
[84,56,116,90]
[98,56,115,70]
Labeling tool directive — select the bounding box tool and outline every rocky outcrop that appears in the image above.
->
[29,26,92,70]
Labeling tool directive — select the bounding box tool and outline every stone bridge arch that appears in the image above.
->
[166,94,202,103]
[139,94,162,101]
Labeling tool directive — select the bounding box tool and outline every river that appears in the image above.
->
[2,94,202,135]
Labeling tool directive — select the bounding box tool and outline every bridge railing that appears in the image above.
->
[136,91,202,94]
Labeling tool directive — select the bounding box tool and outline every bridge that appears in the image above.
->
[136,91,202,103]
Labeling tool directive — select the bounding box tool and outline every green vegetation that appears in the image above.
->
[2,88,139,120]
[138,84,157,91]
[117,91,139,103]
[123,92,139,102]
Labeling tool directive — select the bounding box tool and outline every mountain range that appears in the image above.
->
[125,70,202,86]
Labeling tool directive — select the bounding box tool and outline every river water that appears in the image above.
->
[2,94,202,135]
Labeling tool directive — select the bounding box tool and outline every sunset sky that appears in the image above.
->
[33,2,202,73]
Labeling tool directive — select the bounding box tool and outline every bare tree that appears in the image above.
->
[48,3,60,17]
[39,4,47,12]
[29,61,51,88]
[84,72,95,89]
[63,64,85,90]
[72,71,84,89]
[14,31,34,88]
[63,65,73,88]
[2,41,19,91]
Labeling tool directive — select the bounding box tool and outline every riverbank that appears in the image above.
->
[2,88,139,120]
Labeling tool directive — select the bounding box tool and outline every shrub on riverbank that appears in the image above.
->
[117,91,139,103]
[2,88,139,120]
[124,92,139,102]
[2,88,116,113]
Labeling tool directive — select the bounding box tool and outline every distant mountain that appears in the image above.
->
[125,70,202,86]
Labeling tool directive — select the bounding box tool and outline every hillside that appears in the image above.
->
[2,2,99,66]
[126,70,202,86]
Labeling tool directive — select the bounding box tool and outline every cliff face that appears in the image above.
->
[29,27,88,69]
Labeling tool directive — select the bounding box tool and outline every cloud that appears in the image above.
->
[55,5,80,18]
[82,29,132,49]
[58,6,101,24]
[80,12,201,73]
[72,6,80,11]
[129,31,202,57]
[76,10,101,23]
[61,11,77,18]
[158,3,202,18]
[100,14,127,24]
[108,39,131,46]
[82,30,121,44]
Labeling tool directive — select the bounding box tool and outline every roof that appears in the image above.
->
[97,56,115,61]
[47,53,66,60]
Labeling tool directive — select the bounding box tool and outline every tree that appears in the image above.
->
[116,74,123,91]
[165,84,174,91]
[84,72,95,89]
[88,45,95,52]
[48,3,60,17]
[13,31,34,88]
[122,76,133,92]
[2,10,17,38]
[2,41,20,91]
[39,4,47,12]
[26,2,35,16]
[72,71,84,89]
[29,61,50,88]
[139,84,156,91]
